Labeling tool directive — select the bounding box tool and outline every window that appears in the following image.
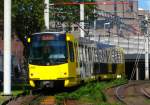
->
[68,42,74,62]
[94,20,113,29]
[29,40,68,65]
[129,1,133,12]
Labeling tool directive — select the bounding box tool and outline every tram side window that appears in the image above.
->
[68,42,74,62]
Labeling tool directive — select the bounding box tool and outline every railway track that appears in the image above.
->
[141,87,150,98]
[2,88,54,105]
[115,81,150,105]
[5,92,77,105]
[5,95,57,105]
[4,92,57,105]
[4,80,150,105]
[4,87,79,105]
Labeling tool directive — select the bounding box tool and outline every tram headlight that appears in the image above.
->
[117,75,121,78]
[29,80,35,87]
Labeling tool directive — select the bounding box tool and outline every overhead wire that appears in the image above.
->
[49,0,148,81]
[129,42,145,80]
[128,0,148,80]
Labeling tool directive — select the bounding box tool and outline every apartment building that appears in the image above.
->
[94,0,140,38]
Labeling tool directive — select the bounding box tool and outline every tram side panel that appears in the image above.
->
[78,44,95,82]
[93,48,125,80]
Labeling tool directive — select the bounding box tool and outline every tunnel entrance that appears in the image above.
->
[125,54,150,80]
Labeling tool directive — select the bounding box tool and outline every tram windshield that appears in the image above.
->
[29,40,68,65]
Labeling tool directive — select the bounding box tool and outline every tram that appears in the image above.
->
[27,32,125,88]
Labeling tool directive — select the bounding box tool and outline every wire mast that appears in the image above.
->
[145,15,149,80]
[3,0,12,95]
[80,3,84,37]
[44,0,50,30]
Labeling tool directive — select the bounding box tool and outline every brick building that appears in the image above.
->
[94,0,140,38]
[71,0,141,40]
[138,8,150,35]
[0,19,24,65]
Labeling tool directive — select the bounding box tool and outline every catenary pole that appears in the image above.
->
[136,67,139,80]
[44,0,49,30]
[94,8,96,41]
[3,0,11,95]
[80,3,84,37]
[145,15,149,80]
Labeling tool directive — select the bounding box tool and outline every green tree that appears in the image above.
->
[50,0,97,31]
[12,0,44,44]
[0,0,3,19]
[1,0,96,41]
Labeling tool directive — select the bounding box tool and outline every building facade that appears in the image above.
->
[94,0,140,38]
[0,20,24,66]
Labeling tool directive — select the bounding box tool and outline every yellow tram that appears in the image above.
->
[27,32,125,88]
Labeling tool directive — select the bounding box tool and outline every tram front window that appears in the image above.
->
[29,40,68,65]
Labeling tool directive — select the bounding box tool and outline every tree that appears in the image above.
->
[0,0,3,20]
[12,0,44,44]
[1,0,96,41]
[50,0,97,31]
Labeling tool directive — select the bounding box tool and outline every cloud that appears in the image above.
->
[138,8,144,10]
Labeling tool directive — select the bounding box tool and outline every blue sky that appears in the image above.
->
[139,0,150,10]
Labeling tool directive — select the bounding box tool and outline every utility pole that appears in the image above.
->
[94,7,96,41]
[44,0,49,30]
[80,2,84,37]
[145,15,149,80]
[136,65,139,80]
[3,0,11,95]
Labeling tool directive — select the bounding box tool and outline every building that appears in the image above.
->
[94,0,140,38]
[69,0,140,41]
[138,8,150,35]
[0,19,24,67]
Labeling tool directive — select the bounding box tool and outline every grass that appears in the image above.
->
[0,96,11,105]
[0,90,24,105]
[0,80,30,105]
[144,99,150,104]
[55,78,127,105]
[0,78,127,105]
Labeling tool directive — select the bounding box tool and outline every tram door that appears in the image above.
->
[68,41,76,77]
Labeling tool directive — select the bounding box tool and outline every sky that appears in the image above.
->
[139,0,150,10]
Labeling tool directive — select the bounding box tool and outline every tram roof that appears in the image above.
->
[31,32,114,49]
[79,37,115,49]
[96,43,114,49]
[32,31,66,35]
